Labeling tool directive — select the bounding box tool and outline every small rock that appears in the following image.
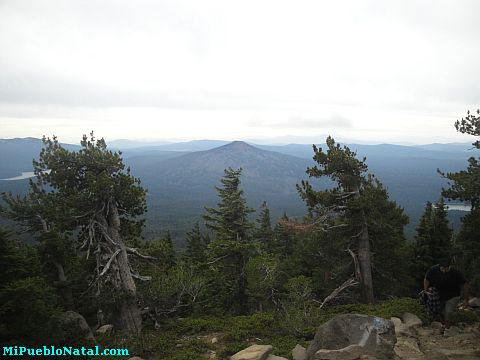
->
[209,350,217,359]
[430,321,444,334]
[128,357,145,360]
[416,327,434,337]
[96,324,114,335]
[401,312,423,328]
[394,337,423,360]
[292,344,307,360]
[266,356,288,360]
[469,297,480,308]
[443,326,461,337]
[231,345,273,360]
[431,321,443,330]
[391,317,414,337]
[211,337,218,344]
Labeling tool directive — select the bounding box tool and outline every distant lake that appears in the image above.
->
[0,172,35,181]
[446,204,471,212]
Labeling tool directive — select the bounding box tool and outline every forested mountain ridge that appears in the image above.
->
[0,137,471,243]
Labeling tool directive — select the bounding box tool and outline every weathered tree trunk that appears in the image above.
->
[53,260,75,310]
[353,184,375,304]
[99,201,142,336]
[357,225,374,303]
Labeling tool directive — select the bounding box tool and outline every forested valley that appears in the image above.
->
[1,111,480,359]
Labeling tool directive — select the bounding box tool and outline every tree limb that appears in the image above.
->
[98,248,121,278]
[318,277,359,308]
[126,247,157,260]
[205,254,229,265]
[131,272,152,281]
[347,248,361,281]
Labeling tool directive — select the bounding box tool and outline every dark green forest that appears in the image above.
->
[1,111,479,359]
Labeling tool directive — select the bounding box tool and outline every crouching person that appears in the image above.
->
[424,258,469,327]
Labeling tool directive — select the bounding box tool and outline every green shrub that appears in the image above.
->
[227,312,275,341]
[169,316,226,334]
[0,277,65,345]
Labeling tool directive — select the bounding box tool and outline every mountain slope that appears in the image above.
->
[0,138,474,243]
[127,141,316,240]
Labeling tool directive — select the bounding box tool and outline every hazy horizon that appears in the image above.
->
[1,134,476,147]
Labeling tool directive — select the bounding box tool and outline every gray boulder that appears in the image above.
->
[63,310,95,341]
[305,314,396,360]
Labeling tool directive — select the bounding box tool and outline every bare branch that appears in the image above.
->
[98,249,121,278]
[36,214,50,232]
[126,247,157,260]
[347,248,361,281]
[131,272,152,281]
[318,278,359,309]
[94,220,119,246]
[205,254,229,265]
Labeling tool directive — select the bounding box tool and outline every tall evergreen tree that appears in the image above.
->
[204,167,254,241]
[454,209,480,293]
[0,228,65,345]
[203,167,255,313]
[1,133,150,335]
[297,137,375,303]
[143,231,176,270]
[440,109,480,293]
[273,212,297,257]
[182,222,208,267]
[255,201,274,249]
[297,137,409,302]
[414,199,452,276]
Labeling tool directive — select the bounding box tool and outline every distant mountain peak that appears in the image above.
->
[219,141,257,151]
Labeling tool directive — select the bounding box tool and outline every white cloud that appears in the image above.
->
[0,0,479,143]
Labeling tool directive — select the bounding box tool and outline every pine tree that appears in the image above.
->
[203,167,255,313]
[273,212,296,257]
[1,133,149,335]
[454,109,480,149]
[143,231,176,270]
[414,199,452,275]
[0,228,65,345]
[204,167,254,241]
[297,137,409,302]
[455,209,480,293]
[255,201,274,249]
[440,109,480,293]
[182,223,208,267]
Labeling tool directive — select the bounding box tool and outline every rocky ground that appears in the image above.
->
[226,312,480,360]
[394,317,480,360]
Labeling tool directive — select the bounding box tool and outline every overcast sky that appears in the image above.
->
[1,0,479,144]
